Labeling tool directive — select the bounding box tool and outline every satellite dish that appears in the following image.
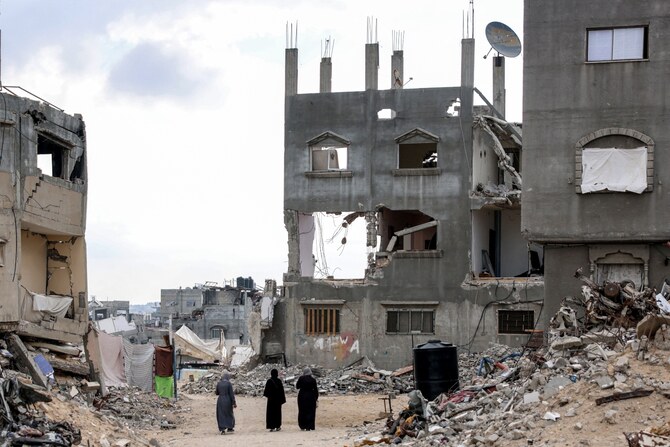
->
[485,21,522,58]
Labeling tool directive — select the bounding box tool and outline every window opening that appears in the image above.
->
[210,327,223,339]
[575,129,654,193]
[379,209,437,252]
[377,108,397,120]
[37,134,67,179]
[398,143,438,168]
[312,146,347,170]
[498,310,534,334]
[587,26,647,62]
[312,211,371,279]
[472,209,543,278]
[394,128,440,169]
[386,309,434,334]
[304,307,340,335]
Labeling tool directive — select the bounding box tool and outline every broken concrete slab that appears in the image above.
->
[7,334,48,388]
[637,315,670,340]
[551,336,583,351]
[543,376,573,397]
[523,391,540,404]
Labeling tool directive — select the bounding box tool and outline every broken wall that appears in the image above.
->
[0,93,88,341]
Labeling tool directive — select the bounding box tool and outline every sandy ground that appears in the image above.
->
[140,393,391,447]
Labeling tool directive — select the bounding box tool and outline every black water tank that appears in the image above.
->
[413,340,459,400]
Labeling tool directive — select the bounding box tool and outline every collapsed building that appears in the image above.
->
[0,90,88,345]
[158,280,257,349]
[272,20,544,370]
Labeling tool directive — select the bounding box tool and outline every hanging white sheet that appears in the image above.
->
[31,293,73,318]
[581,147,647,194]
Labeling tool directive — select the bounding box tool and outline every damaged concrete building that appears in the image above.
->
[522,1,670,321]
[0,91,88,345]
[276,21,544,370]
[159,281,255,347]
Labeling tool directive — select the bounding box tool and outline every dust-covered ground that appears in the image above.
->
[140,393,390,447]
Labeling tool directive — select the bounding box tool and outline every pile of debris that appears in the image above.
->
[90,386,183,431]
[180,358,416,396]
[573,268,665,330]
[0,333,173,447]
[352,271,670,447]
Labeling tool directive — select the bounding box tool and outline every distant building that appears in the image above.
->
[159,280,257,345]
[89,298,130,321]
[0,91,88,344]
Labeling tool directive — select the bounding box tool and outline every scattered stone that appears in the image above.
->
[551,336,583,351]
[603,409,618,424]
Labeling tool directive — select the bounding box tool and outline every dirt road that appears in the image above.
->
[141,393,392,447]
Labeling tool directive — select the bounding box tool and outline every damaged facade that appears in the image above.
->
[0,92,88,345]
[276,24,543,370]
[158,281,255,348]
[522,1,670,322]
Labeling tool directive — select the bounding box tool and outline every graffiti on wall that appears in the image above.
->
[311,332,359,361]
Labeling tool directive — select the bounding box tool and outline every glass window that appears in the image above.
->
[587,27,647,62]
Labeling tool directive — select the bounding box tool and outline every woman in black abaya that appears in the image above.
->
[263,368,286,431]
[296,367,319,431]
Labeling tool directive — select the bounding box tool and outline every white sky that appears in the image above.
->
[1,0,523,303]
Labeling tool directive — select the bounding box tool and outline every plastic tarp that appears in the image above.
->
[95,316,137,334]
[174,325,223,362]
[581,147,647,194]
[230,345,256,369]
[154,375,174,398]
[97,331,127,388]
[31,293,73,318]
[123,340,154,392]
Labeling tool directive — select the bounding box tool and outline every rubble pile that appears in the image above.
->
[352,271,670,447]
[0,334,173,447]
[90,386,184,431]
[180,359,416,396]
[573,268,663,330]
[0,377,82,446]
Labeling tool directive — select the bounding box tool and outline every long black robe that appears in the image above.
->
[296,374,318,430]
[263,377,286,429]
[215,379,236,431]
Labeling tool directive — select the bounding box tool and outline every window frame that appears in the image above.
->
[303,306,341,335]
[574,127,654,194]
[497,309,535,335]
[386,308,435,335]
[305,131,352,176]
[586,26,648,62]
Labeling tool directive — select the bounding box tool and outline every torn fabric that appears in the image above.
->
[97,331,127,387]
[31,293,73,318]
[174,325,222,362]
[123,340,155,392]
[581,147,647,194]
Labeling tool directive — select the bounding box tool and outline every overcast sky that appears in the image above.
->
[1,0,523,304]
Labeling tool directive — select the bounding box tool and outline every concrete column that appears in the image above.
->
[319,57,332,93]
[365,43,379,90]
[391,50,403,89]
[285,48,298,96]
[492,56,506,118]
[460,38,475,114]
